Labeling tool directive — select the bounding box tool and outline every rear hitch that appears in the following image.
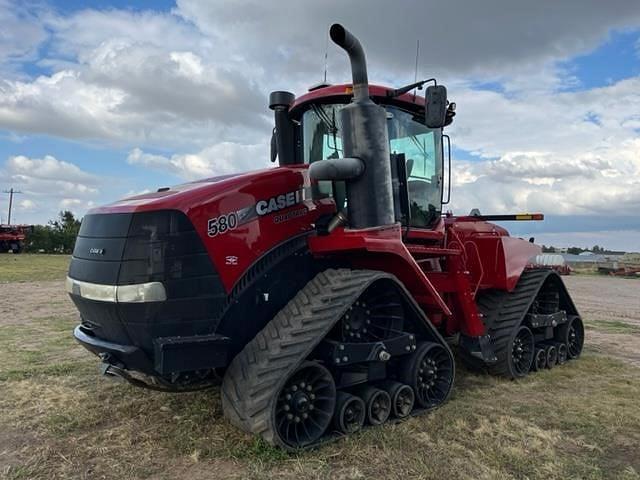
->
[99,353,127,382]
[98,353,219,392]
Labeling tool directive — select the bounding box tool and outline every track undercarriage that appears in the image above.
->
[221,267,583,449]
[221,269,455,449]
[468,268,584,379]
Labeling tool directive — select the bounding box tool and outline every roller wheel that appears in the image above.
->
[510,326,535,377]
[556,316,584,359]
[556,342,568,364]
[545,344,557,368]
[381,381,415,418]
[357,386,391,425]
[399,342,454,408]
[274,362,336,448]
[333,392,365,434]
[532,347,546,372]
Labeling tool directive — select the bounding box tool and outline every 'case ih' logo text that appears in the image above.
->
[256,190,302,216]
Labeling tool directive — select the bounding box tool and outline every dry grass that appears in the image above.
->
[1,271,639,479]
[0,254,70,283]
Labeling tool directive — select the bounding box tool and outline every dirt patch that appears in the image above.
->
[563,275,640,326]
[0,280,76,327]
[563,275,640,367]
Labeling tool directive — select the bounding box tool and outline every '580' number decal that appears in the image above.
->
[207,212,238,237]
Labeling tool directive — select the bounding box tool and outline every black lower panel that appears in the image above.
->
[71,296,131,344]
[154,334,230,374]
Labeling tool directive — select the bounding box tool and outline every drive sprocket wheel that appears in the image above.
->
[399,342,454,408]
[332,284,403,343]
[274,362,336,448]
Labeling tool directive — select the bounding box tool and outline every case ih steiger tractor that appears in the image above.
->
[67,24,584,449]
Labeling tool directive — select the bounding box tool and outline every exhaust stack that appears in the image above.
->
[327,24,395,229]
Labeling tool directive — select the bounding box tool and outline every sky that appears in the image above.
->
[0,0,639,251]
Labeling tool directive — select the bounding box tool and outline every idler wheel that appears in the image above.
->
[274,362,336,448]
[509,326,535,377]
[556,316,584,359]
[400,342,454,408]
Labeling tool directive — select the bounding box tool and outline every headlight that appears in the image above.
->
[66,277,166,303]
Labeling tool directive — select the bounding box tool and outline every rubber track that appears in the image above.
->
[220,268,398,448]
[476,269,554,377]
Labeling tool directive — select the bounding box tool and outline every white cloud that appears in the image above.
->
[176,0,640,80]
[60,198,95,209]
[17,198,37,211]
[6,154,99,185]
[127,141,271,180]
[0,0,639,243]
[1,154,102,224]
[444,74,640,218]
[0,0,47,65]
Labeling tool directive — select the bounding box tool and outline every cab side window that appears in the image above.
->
[387,108,442,227]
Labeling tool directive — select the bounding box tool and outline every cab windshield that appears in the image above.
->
[302,103,442,227]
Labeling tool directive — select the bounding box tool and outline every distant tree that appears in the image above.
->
[52,210,81,253]
[541,245,555,253]
[567,247,584,255]
[26,225,55,252]
[25,211,82,253]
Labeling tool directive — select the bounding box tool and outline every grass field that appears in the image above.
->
[0,254,70,283]
[1,258,639,479]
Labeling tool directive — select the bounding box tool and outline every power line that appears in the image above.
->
[2,188,23,225]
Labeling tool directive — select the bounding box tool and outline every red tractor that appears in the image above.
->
[67,25,584,449]
[0,224,30,253]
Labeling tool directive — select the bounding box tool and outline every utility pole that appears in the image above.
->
[3,188,22,225]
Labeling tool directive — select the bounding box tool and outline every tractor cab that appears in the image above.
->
[270,83,454,233]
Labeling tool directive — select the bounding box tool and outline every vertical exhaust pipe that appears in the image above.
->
[329,24,369,102]
[329,24,395,229]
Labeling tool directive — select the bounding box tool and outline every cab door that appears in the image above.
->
[386,106,443,228]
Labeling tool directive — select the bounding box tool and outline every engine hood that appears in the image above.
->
[88,166,308,216]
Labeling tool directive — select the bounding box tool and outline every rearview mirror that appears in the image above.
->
[425,85,448,128]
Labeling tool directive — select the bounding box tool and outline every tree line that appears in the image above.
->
[25,210,81,254]
[541,244,625,255]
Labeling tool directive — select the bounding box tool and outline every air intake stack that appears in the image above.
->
[312,24,395,229]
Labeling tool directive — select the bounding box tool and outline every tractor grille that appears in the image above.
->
[68,210,227,352]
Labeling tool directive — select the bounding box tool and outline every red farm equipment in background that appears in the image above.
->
[0,224,31,253]
[65,24,584,449]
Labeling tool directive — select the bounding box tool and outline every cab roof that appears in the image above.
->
[290,83,426,117]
